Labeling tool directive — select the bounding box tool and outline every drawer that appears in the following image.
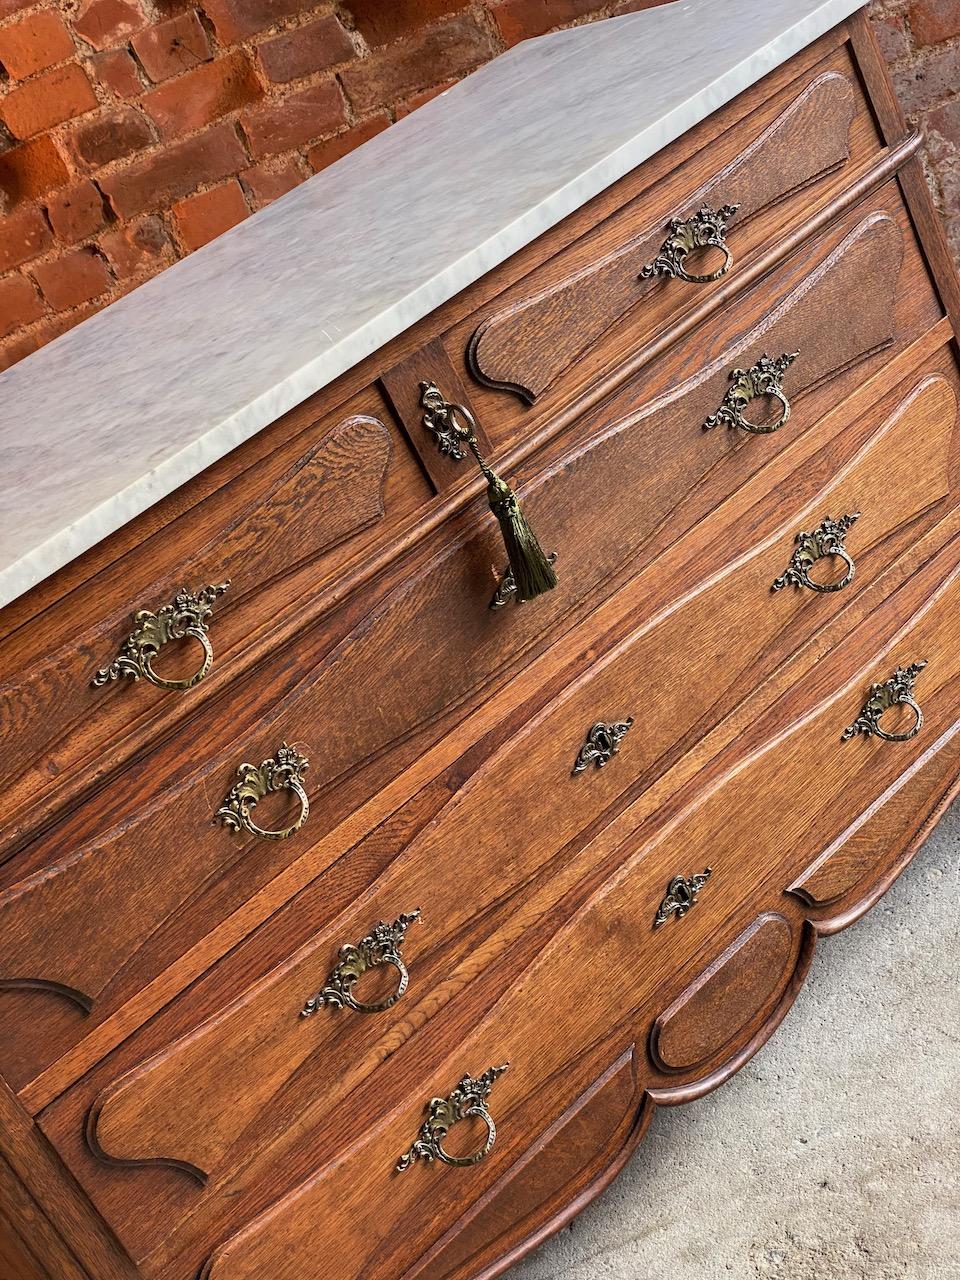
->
[436,39,888,454]
[0,178,943,1102]
[140,525,960,1280]
[0,39,888,858]
[35,350,960,1267]
[0,386,431,858]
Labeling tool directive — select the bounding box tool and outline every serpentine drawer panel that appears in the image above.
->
[162,536,960,1280]
[0,187,936,1098]
[0,42,886,863]
[0,398,423,862]
[466,60,864,403]
[417,681,960,1280]
[36,358,960,1265]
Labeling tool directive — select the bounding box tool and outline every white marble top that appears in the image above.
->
[0,0,866,609]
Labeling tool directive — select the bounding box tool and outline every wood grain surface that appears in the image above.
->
[3,20,960,1280]
[468,69,860,401]
[0,183,935,1101]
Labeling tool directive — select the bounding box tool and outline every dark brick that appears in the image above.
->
[69,106,154,169]
[97,214,172,277]
[925,97,960,208]
[908,0,960,46]
[341,12,498,113]
[0,273,45,339]
[257,15,355,84]
[31,246,113,310]
[73,0,146,51]
[891,42,960,115]
[89,47,144,99]
[46,179,108,243]
[0,204,54,272]
[871,10,911,61]
[132,10,212,83]
[306,115,390,172]
[142,50,262,139]
[98,122,247,216]
[344,0,469,47]
[201,0,308,43]
[241,80,347,157]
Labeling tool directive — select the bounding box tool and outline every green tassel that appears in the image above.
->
[485,469,558,603]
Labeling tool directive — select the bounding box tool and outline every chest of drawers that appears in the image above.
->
[2,4,959,1279]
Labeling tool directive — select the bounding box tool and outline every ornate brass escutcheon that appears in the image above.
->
[654,867,713,927]
[572,719,634,774]
[300,911,421,1017]
[772,512,860,594]
[215,743,310,840]
[419,379,476,460]
[397,1064,509,1172]
[842,661,927,742]
[489,552,559,609]
[703,351,799,434]
[639,203,740,284]
[93,582,229,691]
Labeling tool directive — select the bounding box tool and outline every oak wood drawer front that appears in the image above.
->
[449,41,885,443]
[0,180,939,1098]
[467,65,862,403]
[0,35,883,858]
[36,352,960,1268]
[0,396,434,861]
[136,533,960,1280]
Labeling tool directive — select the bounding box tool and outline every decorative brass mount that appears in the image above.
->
[489,553,559,609]
[301,911,421,1017]
[639,203,740,284]
[419,379,476,460]
[842,661,927,742]
[397,1064,509,1173]
[418,378,558,603]
[654,868,713,927]
[772,512,860,593]
[215,743,310,840]
[93,582,229,691]
[572,719,634,775]
[703,351,799,434]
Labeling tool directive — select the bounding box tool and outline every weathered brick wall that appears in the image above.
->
[0,0,956,371]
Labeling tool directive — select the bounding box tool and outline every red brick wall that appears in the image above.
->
[0,0,956,372]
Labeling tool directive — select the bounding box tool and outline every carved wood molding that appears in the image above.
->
[467,72,859,402]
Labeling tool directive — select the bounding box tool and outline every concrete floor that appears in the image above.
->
[509,802,960,1280]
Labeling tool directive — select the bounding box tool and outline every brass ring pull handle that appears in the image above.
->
[640,203,740,284]
[654,867,712,927]
[842,661,927,743]
[572,718,634,774]
[703,351,799,434]
[772,512,860,594]
[215,743,310,840]
[93,582,229,690]
[397,1064,509,1173]
[300,911,421,1017]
